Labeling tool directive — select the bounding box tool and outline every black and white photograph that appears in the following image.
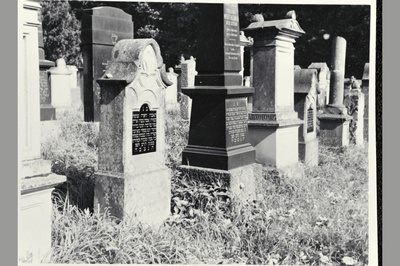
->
[17,0,379,265]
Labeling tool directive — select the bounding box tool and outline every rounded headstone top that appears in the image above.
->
[253,14,264,22]
[56,58,66,68]
[285,10,296,20]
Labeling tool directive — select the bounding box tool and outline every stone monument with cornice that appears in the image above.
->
[243,11,304,168]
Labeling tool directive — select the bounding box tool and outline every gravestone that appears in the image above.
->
[344,89,364,145]
[48,58,72,114]
[82,7,134,122]
[243,11,304,168]
[165,67,179,111]
[19,0,66,262]
[294,68,319,166]
[38,15,56,121]
[94,39,172,226]
[362,62,369,141]
[179,56,196,120]
[180,3,261,200]
[318,37,352,147]
[308,62,330,110]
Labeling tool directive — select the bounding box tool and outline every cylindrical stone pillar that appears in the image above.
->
[329,36,346,108]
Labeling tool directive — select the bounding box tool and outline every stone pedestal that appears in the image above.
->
[94,39,172,226]
[181,4,260,201]
[19,1,66,262]
[294,68,319,166]
[244,11,304,168]
[82,7,134,122]
[318,115,351,146]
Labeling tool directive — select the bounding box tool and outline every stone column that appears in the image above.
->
[243,11,304,168]
[19,0,66,262]
[328,37,347,111]
[94,39,172,227]
[317,36,352,147]
[81,7,134,122]
[179,4,261,200]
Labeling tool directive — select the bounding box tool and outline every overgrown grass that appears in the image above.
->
[41,110,98,210]
[47,108,369,265]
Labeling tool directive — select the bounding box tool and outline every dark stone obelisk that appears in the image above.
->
[180,4,261,200]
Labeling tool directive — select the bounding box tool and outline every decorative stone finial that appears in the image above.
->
[180,55,185,63]
[253,14,264,22]
[285,10,296,20]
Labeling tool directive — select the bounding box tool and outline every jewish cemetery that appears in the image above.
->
[19,1,374,265]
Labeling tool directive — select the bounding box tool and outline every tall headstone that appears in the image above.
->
[19,0,66,262]
[307,62,330,110]
[38,14,56,121]
[81,7,134,122]
[294,68,319,166]
[318,37,352,147]
[180,4,261,200]
[94,39,172,226]
[243,11,304,168]
[344,89,365,145]
[362,62,369,141]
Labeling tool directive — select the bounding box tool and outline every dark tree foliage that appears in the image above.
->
[41,2,370,78]
[40,0,82,66]
[238,4,371,78]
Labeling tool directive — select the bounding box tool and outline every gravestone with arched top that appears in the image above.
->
[94,39,172,226]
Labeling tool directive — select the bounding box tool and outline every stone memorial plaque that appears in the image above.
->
[307,107,314,133]
[132,104,157,155]
[226,98,248,146]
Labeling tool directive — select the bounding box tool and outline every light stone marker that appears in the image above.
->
[94,39,172,227]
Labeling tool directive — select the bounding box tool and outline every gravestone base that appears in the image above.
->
[299,138,319,166]
[94,167,171,227]
[40,104,56,121]
[182,144,255,171]
[20,173,66,263]
[248,115,302,168]
[178,163,262,201]
[318,114,352,147]
[21,158,52,178]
